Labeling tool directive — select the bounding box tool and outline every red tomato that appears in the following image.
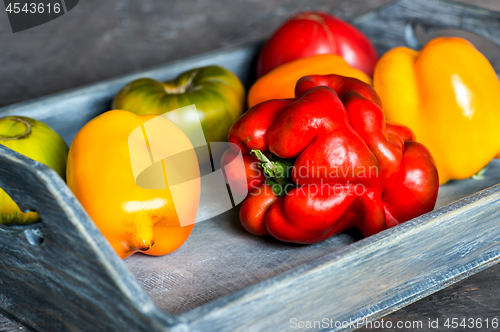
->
[257,12,378,77]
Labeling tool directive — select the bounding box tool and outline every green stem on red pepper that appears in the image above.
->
[251,149,296,196]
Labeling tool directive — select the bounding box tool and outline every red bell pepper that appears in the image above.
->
[256,12,378,77]
[228,74,439,243]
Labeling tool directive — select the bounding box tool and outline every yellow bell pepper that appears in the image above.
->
[67,110,200,259]
[374,37,500,184]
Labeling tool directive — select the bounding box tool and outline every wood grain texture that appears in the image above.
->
[134,160,500,314]
[353,0,500,54]
[0,314,26,331]
[125,207,361,316]
[174,162,500,332]
[0,146,176,332]
[0,0,499,331]
[1,0,498,109]
[0,0,395,108]
[366,262,500,331]
[0,44,259,145]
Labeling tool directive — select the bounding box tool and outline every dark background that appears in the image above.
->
[1,0,500,331]
[1,0,499,107]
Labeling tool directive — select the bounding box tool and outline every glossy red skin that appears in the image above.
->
[256,12,378,78]
[228,74,439,244]
[239,183,278,236]
[221,149,265,197]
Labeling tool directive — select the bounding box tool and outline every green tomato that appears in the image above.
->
[112,65,246,144]
[0,116,68,225]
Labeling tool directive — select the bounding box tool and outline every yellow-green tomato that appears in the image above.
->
[112,65,245,143]
[0,116,68,225]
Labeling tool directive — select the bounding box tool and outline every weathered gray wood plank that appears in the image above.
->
[0,44,259,145]
[353,0,500,54]
[366,264,500,331]
[0,313,27,332]
[0,146,175,332]
[178,172,500,331]
[125,160,500,321]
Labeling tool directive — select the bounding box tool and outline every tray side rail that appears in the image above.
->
[353,0,500,54]
[179,183,500,332]
[0,38,260,332]
[0,44,260,145]
[0,145,177,332]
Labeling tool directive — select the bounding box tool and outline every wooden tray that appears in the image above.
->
[1,0,500,331]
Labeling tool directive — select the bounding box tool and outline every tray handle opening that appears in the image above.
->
[0,144,177,332]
